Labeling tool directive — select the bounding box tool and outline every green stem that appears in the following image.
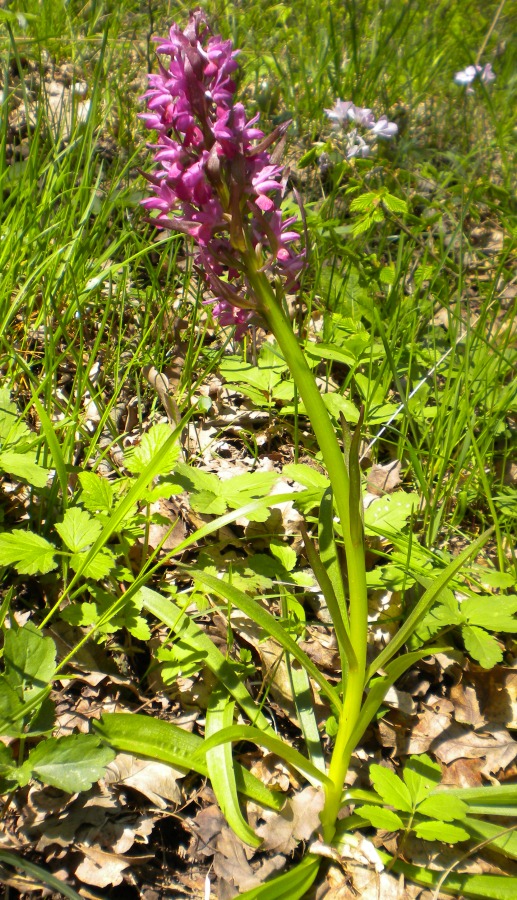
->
[246,263,368,841]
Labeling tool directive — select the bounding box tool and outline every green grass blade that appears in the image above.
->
[286,650,326,773]
[462,817,517,861]
[30,394,69,506]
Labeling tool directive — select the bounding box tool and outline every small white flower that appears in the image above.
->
[370,115,398,138]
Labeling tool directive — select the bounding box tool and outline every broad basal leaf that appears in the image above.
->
[27,735,115,793]
[0,531,57,575]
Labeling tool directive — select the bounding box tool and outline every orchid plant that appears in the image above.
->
[94,11,494,897]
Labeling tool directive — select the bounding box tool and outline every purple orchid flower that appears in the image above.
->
[141,11,303,337]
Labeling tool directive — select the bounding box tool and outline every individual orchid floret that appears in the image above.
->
[141,10,303,337]
[454,63,496,90]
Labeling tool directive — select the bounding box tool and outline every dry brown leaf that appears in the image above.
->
[75,844,142,888]
[367,460,402,495]
[255,786,325,853]
[470,667,517,730]
[440,757,485,788]
[450,683,486,728]
[144,498,189,551]
[317,861,422,899]
[406,702,517,776]
[104,753,185,809]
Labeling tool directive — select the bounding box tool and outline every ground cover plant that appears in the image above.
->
[0,0,516,898]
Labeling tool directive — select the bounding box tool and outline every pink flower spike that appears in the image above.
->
[141,10,304,338]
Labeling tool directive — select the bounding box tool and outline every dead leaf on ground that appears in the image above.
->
[189,804,285,895]
[105,753,185,808]
[315,861,428,899]
[406,698,517,777]
[75,843,151,888]
[254,786,325,853]
[367,460,402,495]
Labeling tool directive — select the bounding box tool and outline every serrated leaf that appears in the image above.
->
[27,735,115,792]
[0,450,49,487]
[4,623,56,700]
[370,765,413,812]
[125,614,151,641]
[78,471,114,512]
[69,548,115,579]
[146,477,183,502]
[462,595,517,633]
[472,570,515,589]
[418,794,467,822]
[55,507,103,552]
[321,392,361,424]
[403,754,442,806]
[350,192,375,212]
[270,542,297,573]
[125,423,181,474]
[382,192,408,214]
[0,531,57,575]
[462,624,502,668]
[356,804,404,831]
[414,820,469,843]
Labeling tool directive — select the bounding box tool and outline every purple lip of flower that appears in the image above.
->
[140,10,304,336]
[454,63,496,87]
